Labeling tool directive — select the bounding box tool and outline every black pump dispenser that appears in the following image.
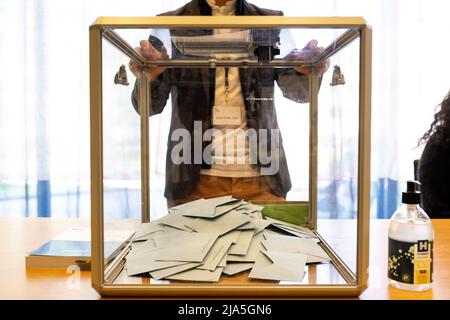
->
[402,181,421,204]
[388,181,433,290]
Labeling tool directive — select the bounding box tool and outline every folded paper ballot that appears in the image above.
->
[124,195,330,282]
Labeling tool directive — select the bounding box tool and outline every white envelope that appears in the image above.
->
[249,250,307,282]
[150,262,202,280]
[227,232,265,262]
[223,262,254,276]
[228,230,254,255]
[153,232,219,262]
[218,254,228,268]
[265,217,316,237]
[213,200,244,217]
[155,212,194,232]
[237,203,264,213]
[166,267,224,282]
[236,221,257,231]
[181,197,242,218]
[127,238,158,259]
[151,229,197,248]
[132,222,165,241]
[125,251,187,276]
[168,198,206,212]
[184,210,250,236]
[170,196,236,217]
[197,232,236,271]
[272,225,316,238]
[261,235,329,260]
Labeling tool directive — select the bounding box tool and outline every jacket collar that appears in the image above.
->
[186,0,256,16]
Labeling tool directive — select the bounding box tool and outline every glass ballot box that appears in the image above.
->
[89,16,372,297]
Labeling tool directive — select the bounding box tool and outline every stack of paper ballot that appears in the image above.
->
[125,196,330,282]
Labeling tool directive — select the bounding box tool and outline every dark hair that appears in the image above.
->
[419,90,450,146]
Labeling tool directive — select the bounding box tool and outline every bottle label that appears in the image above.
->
[388,238,433,285]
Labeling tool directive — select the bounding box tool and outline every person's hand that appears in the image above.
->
[129,40,169,81]
[284,39,330,76]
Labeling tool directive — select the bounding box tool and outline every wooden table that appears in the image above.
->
[0,218,449,299]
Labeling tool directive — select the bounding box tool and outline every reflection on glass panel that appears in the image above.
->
[102,37,141,269]
[317,38,360,275]
[102,38,141,220]
[93,20,368,291]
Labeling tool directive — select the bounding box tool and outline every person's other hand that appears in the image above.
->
[129,40,169,81]
[284,39,330,76]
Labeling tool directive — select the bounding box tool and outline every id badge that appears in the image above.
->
[212,106,242,126]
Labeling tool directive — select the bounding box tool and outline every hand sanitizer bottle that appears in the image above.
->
[388,181,434,291]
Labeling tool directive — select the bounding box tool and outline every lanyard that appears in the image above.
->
[224,67,230,104]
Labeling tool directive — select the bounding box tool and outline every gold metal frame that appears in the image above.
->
[90,16,372,297]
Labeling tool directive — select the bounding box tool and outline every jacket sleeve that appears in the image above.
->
[275,68,311,103]
[271,10,317,104]
[131,68,171,116]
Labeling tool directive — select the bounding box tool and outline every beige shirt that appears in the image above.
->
[200,0,260,178]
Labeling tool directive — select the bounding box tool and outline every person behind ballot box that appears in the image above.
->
[129,0,330,207]
[418,89,450,217]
